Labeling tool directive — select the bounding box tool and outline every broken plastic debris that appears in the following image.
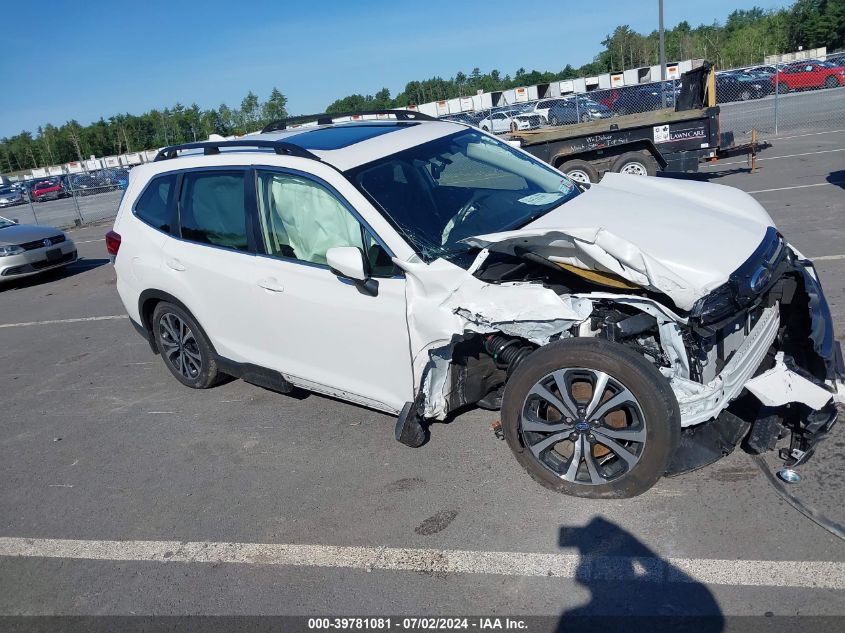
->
[744,352,833,410]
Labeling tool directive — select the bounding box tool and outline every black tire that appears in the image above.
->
[740,89,752,101]
[481,125,490,133]
[611,151,658,176]
[549,115,560,126]
[152,301,220,389]
[501,338,680,498]
[776,82,790,94]
[824,75,839,89]
[558,159,599,184]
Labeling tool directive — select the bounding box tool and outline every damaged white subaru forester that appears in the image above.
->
[109,111,843,498]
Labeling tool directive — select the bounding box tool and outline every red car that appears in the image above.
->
[773,61,845,92]
[30,179,66,202]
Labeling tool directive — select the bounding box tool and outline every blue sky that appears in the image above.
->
[0,0,787,137]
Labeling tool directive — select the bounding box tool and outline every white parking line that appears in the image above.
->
[812,254,845,261]
[0,536,841,589]
[773,129,845,141]
[748,181,845,194]
[0,315,128,329]
[711,147,845,166]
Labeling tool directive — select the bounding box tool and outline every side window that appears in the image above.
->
[179,171,248,251]
[256,171,396,277]
[134,173,176,232]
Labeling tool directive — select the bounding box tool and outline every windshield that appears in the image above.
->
[0,216,14,229]
[347,128,580,262]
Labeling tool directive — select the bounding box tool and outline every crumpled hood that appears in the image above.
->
[0,224,65,246]
[464,173,774,310]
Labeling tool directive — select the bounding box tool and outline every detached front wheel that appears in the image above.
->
[501,338,680,498]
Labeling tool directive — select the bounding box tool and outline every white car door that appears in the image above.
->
[159,168,260,362]
[247,168,414,413]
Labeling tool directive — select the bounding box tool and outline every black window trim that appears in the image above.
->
[131,171,179,235]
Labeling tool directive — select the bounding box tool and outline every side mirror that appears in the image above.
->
[326,246,367,282]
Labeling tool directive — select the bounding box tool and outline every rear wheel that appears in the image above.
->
[152,301,220,389]
[611,151,658,176]
[558,159,598,184]
[824,75,840,89]
[501,338,680,498]
[776,82,790,94]
[740,89,752,101]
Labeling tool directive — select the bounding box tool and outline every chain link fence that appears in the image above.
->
[1,168,130,229]
[442,58,845,141]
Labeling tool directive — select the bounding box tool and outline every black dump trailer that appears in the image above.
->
[511,63,769,183]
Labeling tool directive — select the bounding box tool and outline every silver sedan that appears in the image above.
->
[0,215,77,280]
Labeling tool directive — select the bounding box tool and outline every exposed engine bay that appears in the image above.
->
[399,225,844,475]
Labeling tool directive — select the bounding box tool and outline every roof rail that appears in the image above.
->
[153,139,320,162]
[261,109,436,133]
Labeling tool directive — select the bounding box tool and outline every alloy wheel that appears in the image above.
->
[519,368,647,485]
[158,312,202,380]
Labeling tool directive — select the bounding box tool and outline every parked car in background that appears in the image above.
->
[773,61,845,92]
[441,112,484,127]
[0,186,25,208]
[478,108,542,133]
[715,74,769,102]
[547,98,613,126]
[749,65,778,76]
[521,98,570,123]
[609,83,677,115]
[112,168,130,190]
[67,173,101,196]
[723,70,774,95]
[102,168,131,190]
[30,178,68,202]
[0,214,77,280]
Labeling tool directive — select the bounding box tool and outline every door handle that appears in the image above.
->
[166,258,186,272]
[257,277,284,292]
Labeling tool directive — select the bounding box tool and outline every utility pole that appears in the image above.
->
[659,0,668,107]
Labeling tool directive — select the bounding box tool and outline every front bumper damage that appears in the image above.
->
[397,228,843,473]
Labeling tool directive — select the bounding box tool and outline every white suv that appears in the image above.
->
[109,110,842,498]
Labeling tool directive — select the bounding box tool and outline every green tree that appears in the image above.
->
[262,88,288,123]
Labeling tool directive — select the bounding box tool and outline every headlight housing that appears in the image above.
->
[690,282,738,324]
[0,245,24,257]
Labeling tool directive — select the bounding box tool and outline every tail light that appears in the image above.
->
[105,230,121,257]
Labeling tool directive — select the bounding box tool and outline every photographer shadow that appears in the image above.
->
[556,517,724,632]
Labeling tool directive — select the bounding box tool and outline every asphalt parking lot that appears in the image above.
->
[1,129,844,625]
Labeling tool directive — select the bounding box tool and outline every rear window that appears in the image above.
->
[178,171,248,251]
[134,173,176,232]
